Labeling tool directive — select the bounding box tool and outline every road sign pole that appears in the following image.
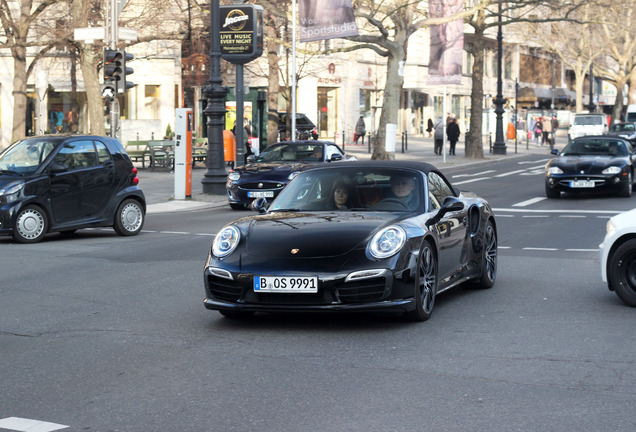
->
[109,0,119,137]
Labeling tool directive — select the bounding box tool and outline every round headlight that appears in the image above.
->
[212,225,240,258]
[368,226,406,259]
[228,172,240,181]
[602,166,621,175]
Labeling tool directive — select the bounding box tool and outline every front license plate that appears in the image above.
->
[248,191,274,198]
[570,180,595,188]
[254,276,318,293]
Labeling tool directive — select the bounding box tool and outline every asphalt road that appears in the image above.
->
[1,154,635,432]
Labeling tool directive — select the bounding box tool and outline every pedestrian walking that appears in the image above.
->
[446,116,460,156]
[354,115,366,144]
[426,118,434,137]
[541,115,552,146]
[433,116,444,155]
[550,114,559,149]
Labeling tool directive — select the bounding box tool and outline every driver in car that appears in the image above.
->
[390,174,419,210]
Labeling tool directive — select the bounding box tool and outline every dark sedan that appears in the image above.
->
[226,140,356,210]
[607,122,636,145]
[206,161,497,321]
[545,136,635,198]
[0,135,145,243]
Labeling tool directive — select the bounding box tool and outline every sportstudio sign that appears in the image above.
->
[219,5,264,64]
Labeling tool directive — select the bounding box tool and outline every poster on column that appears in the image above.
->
[299,0,359,42]
[427,0,464,85]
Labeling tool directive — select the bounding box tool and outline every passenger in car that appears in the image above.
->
[327,180,354,210]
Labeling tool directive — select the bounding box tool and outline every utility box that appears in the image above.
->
[174,108,193,199]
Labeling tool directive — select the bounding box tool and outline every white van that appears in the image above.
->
[568,113,608,140]
[625,104,636,122]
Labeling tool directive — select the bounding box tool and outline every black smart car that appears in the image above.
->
[545,136,635,198]
[0,135,145,243]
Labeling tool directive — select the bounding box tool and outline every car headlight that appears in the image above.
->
[0,182,24,203]
[602,166,621,175]
[368,226,406,259]
[288,172,300,181]
[227,172,240,181]
[212,225,240,258]
[547,166,563,175]
[606,219,616,235]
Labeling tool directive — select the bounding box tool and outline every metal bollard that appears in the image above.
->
[342,130,345,151]
[401,132,405,153]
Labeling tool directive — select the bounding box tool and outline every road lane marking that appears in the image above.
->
[559,215,587,218]
[495,169,526,177]
[493,208,623,214]
[452,170,496,178]
[518,159,550,164]
[454,177,492,185]
[523,247,558,251]
[0,417,68,432]
[522,215,549,218]
[512,197,546,207]
[565,249,598,252]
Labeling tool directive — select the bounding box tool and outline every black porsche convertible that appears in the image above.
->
[204,161,497,321]
[545,135,635,198]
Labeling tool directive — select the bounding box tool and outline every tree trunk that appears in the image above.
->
[10,43,28,143]
[466,20,486,159]
[265,14,280,147]
[72,0,105,136]
[374,43,405,160]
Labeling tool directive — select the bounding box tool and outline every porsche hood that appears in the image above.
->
[241,212,399,258]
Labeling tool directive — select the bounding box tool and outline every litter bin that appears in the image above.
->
[223,130,235,168]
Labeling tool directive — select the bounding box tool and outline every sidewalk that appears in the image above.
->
[141,133,559,213]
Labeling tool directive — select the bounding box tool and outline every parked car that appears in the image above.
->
[278,112,318,140]
[0,135,145,243]
[545,135,635,198]
[225,140,356,210]
[607,122,636,145]
[600,208,636,306]
[206,161,498,321]
[568,113,608,140]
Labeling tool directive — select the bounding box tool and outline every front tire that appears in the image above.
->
[13,205,48,243]
[405,241,437,321]
[607,239,636,307]
[475,220,497,289]
[545,183,560,199]
[618,171,632,198]
[113,199,144,236]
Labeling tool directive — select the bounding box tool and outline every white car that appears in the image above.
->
[600,208,636,306]
[568,113,608,140]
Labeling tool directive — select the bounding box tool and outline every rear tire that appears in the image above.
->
[114,199,144,236]
[608,239,636,307]
[13,205,48,243]
[405,241,437,321]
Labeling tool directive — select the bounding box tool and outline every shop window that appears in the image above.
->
[144,85,160,119]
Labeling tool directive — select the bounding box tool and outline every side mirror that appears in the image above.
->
[250,197,268,214]
[426,196,464,227]
[550,149,559,155]
[48,161,68,174]
[329,154,343,162]
[246,155,256,164]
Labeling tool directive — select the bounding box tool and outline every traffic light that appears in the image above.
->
[103,48,135,94]
[103,48,124,92]
[121,50,135,93]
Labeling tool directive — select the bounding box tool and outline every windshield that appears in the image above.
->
[269,167,423,212]
[573,115,604,126]
[562,139,628,157]
[0,138,58,175]
[611,123,635,133]
[255,143,324,163]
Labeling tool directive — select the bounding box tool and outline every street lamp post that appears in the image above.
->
[492,1,507,155]
[201,0,229,194]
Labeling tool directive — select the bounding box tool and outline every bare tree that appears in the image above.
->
[0,0,59,143]
[335,0,487,160]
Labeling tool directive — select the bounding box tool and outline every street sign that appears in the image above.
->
[73,27,137,42]
[219,5,264,64]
